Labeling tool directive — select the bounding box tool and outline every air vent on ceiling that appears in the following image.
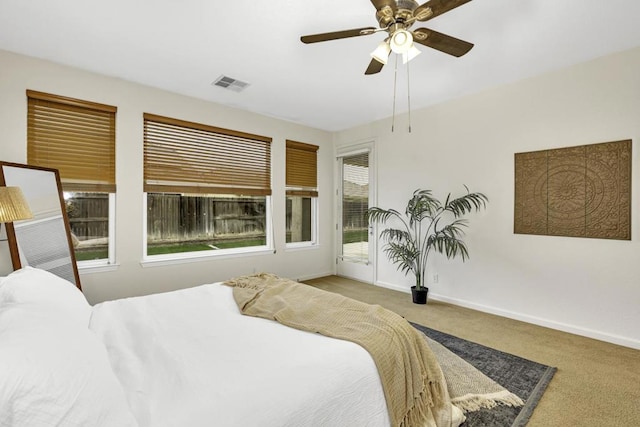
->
[211,75,250,93]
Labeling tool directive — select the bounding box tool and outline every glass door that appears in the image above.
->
[336,145,375,283]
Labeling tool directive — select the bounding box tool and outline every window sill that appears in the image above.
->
[141,247,275,268]
[78,262,120,274]
[285,242,320,252]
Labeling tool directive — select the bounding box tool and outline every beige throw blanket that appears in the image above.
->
[224,273,453,427]
[425,336,524,412]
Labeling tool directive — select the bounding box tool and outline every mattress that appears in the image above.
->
[89,282,391,427]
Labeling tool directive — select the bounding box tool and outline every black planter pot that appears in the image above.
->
[411,286,429,304]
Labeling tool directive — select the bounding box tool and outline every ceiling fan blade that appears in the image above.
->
[414,0,472,22]
[413,28,473,57]
[301,27,377,44]
[365,58,386,75]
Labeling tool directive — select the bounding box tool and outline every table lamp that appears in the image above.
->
[0,187,33,223]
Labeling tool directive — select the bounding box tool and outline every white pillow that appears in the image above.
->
[0,267,91,326]
[0,304,139,427]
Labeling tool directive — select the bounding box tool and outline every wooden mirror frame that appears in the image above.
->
[0,161,81,289]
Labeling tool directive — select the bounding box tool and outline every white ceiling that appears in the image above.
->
[1,0,640,132]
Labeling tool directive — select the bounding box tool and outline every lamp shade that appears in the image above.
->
[402,44,422,64]
[370,41,391,64]
[0,187,33,223]
[390,29,413,54]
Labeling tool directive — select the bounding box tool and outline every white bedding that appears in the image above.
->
[89,283,392,427]
[0,268,138,427]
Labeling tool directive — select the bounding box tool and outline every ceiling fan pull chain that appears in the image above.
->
[392,54,399,132]
[407,56,412,133]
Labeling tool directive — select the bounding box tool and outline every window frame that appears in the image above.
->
[141,192,273,265]
[73,192,117,271]
[142,113,274,263]
[285,195,318,250]
[285,140,319,249]
[26,90,117,270]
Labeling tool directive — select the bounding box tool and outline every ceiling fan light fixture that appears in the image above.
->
[370,41,391,64]
[390,29,413,54]
[402,44,422,64]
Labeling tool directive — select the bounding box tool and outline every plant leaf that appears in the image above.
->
[367,207,403,224]
[368,187,487,284]
[444,188,488,217]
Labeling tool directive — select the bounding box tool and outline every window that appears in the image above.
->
[285,140,318,246]
[143,114,272,259]
[26,90,116,267]
[341,152,369,263]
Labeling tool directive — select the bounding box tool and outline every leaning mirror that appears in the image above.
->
[0,161,81,289]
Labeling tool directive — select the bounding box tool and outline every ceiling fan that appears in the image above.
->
[301,0,474,75]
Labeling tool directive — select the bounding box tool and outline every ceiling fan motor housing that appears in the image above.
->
[377,0,420,28]
[396,0,420,12]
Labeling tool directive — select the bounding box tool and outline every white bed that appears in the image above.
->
[0,267,463,427]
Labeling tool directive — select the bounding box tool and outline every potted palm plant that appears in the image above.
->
[367,187,488,304]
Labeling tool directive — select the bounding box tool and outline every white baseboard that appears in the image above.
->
[375,280,640,350]
[375,280,412,294]
[296,271,335,283]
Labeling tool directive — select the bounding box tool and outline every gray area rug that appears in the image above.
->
[411,323,557,427]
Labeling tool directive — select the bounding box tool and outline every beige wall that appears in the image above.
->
[0,49,335,304]
[335,46,640,349]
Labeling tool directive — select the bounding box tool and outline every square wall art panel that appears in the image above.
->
[514,139,631,240]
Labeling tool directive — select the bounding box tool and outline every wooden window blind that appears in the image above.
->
[143,113,272,196]
[27,90,117,192]
[286,140,318,197]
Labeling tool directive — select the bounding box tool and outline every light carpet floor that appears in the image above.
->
[305,275,640,427]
